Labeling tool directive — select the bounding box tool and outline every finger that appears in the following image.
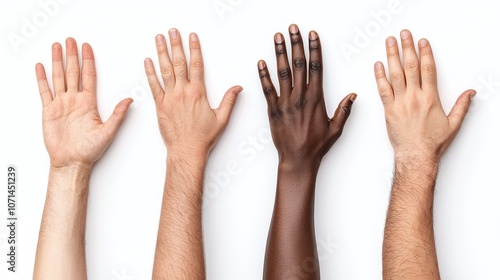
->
[385,36,405,95]
[448,90,476,131]
[155,34,174,89]
[81,43,96,94]
[374,61,394,106]
[400,30,420,89]
[418,39,438,93]
[65,37,80,91]
[257,60,278,111]
[51,42,65,94]
[308,31,323,96]
[329,93,357,139]
[104,98,133,138]
[189,33,205,84]
[274,33,292,98]
[35,63,53,106]
[289,24,306,95]
[168,28,188,86]
[215,86,243,126]
[144,58,165,103]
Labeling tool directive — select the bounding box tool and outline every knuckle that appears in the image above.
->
[160,65,173,76]
[309,40,320,52]
[270,106,282,120]
[275,46,286,56]
[421,63,436,75]
[291,37,303,46]
[404,61,419,73]
[389,71,404,82]
[279,68,292,81]
[309,61,322,74]
[259,69,270,79]
[295,96,306,109]
[173,58,186,67]
[293,58,305,69]
[192,61,203,69]
[263,86,274,95]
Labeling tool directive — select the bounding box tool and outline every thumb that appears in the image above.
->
[215,85,243,125]
[329,93,357,138]
[104,98,133,137]
[448,89,476,131]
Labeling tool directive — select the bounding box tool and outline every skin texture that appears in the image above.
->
[33,38,132,280]
[258,24,356,280]
[374,30,476,280]
[144,29,242,280]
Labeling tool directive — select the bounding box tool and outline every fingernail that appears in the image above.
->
[309,31,318,40]
[387,37,396,47]
[375,61,383,70]
[155,34,164,45]
[275,33,283,44]
[418,39,428,48]
[258,60,266,70]
[169,28,178,39]
[190,33,198,43]
[350,94,357,102]
[234,86,243,94]
[289,24,299,34]
[470,90,477,100]
[400,30,410,40]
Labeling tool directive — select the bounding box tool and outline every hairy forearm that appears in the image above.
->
[152,152,207,280]
[383,157,440,280]
[34,166,91,280]
[264,161,320,280]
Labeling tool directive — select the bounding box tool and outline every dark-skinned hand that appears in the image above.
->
[258,24,357,169]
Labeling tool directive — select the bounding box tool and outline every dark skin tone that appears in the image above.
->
[258,24,357,280]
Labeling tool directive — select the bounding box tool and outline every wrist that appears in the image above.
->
[47,165,91,196]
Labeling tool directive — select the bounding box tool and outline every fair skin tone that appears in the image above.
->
[258,24,356,280]
[374,29,476,279]
[33,38,132,280]
[144,28,242,279]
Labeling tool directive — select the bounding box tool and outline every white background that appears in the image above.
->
[1,0,500,279]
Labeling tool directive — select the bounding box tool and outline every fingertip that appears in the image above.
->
[418,38,429,48]
[258,60,266,70]
[155,34,165,45]
[144,57,153,67]
[232,85,243,94]
[350,93,358,103]
[189,33,199,43]
[309,30,318,40]
[468,89,477,100]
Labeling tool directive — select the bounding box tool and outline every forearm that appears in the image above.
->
[264,161,320,280]
[34,166,91,280]
[152,152,207,280]
[383,157,440,280]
